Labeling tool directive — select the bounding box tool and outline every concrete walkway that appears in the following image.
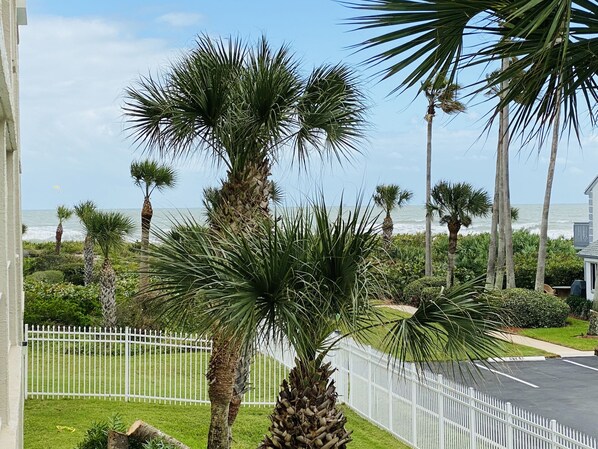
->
[383,304,596,358]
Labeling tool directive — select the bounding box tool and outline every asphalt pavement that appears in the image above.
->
[436,357,598,439]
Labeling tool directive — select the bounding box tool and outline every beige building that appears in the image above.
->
[0,1,27,448]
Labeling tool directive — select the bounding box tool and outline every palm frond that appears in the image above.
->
[56,205,73,223]
[86,211,135,258]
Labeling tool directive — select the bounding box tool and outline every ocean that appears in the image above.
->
[22,203,588,242]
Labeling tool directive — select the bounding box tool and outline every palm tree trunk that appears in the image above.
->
[99,258,117,327]
[486,120,502,289]
[494,221,506,289]
[83,233,94,285]
[259,358,351,449]
[535,98,562,292]
[55,222,63,255]
[499,57,516,289]
[205,158,272,445]
[425,112,434,276]
[447,224,459,288]
[207,334,240,449]
[382,212,393,248]
[139,196,153,293]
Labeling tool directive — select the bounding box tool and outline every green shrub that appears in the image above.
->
[566,295,592,320]
[74,414,144,449]
[514,253,583,290]
[59,262,86,285]
[26,270,65,284]
[24,279,101,326]
[22,257,37,276]
[403,276,446,306]
[499,288,569,328]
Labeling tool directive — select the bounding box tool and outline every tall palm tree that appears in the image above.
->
[55,205,72,255]
[130,159,177,290]
[73,200,97,285]
[428,181,491,287]
[348,0,598,141]
[373,184,412,248]
[124,35,367,449]
[86,211,135,327]
[422,76,465,276]
[146,201,504,448]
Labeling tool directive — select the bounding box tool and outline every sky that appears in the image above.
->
[19,0,598,211]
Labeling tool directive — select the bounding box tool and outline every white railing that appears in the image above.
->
[25,325,288,406]
[323,338,598,449]
[25,326,598,449]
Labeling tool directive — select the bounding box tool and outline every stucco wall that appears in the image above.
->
[0,1,25,449]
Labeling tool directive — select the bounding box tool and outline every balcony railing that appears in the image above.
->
[574,222,590,249]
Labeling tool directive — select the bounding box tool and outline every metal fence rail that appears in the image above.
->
[25,325,288,406]
[26,325,598,449]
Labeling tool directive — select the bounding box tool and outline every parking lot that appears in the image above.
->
[437,356,598,439]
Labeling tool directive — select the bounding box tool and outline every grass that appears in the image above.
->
[516,317,598,351]
[362,307,554,360]
[24,399,410,449]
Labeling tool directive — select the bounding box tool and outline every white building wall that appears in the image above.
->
[0,1,26,449]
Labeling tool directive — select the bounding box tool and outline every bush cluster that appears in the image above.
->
[26,270,65,284]
[24,279,101,327]
[498,288,569,328]
[402,276,446,306]
[566,295,592,320]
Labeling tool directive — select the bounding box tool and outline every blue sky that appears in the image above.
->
[19,0,598,210]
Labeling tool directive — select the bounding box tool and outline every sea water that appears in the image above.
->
[22,203,588,242]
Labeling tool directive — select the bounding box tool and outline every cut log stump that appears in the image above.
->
[107,430,129,449]
[127,420,190,449]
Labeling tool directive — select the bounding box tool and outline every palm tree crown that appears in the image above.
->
[373,184,412,215]
[86,211,135,259]
[428,181,491,230]
[74,200,97,227]
[422,75,465,120]
[56,205,73,223]
[130,159,177,197]
[349,0,598,139]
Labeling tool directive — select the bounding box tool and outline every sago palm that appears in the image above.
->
[73,200,97,285]
[348,0,598,140]
[372,184,412,248]
[124,35,367,448]
[422,75,465,276]
[55,205,73,255]
[428,181,491,287]
[146,201,504,449]
[130,159,177,291]
[86,211,135,327]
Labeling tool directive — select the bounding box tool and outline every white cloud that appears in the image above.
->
[19,15,196,209]
[157,12,203,28]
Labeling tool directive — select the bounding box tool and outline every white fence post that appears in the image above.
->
[124,326,130,401]
[411,369,418,447]
[506,402,514,449]
[550,419,557,449]
[23,323,28,400]
[368,346,373,420]
[438,374,445,449]
[469,387,477,449]
[388,361,393,435]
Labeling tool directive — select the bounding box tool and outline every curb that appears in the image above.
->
[486,356,548,363]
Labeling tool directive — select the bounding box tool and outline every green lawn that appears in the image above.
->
[516,317,598,351]
[24,399,410,449]
[366,307,553,360]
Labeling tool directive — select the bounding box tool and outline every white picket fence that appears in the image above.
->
[25,325,597,449]
[25,325,288,405]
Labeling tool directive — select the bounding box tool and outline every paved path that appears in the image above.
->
[383,304,596,357]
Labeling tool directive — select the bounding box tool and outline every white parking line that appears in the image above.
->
[563,359,598,372]
[474,363,539,389]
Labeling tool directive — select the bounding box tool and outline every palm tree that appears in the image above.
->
[373,184,412,248]
[73,200,97,285]
[428,181,491,288]
[348,0,597,141]
[55,205,72,255]
[86,211,135,327]
[130,159,177,290]
[146,201,504,448]
[124,35,367,449]
[422,76,465,276]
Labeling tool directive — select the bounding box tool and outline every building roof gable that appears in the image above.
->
[585,175,598,195]
[578,240,598,259]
